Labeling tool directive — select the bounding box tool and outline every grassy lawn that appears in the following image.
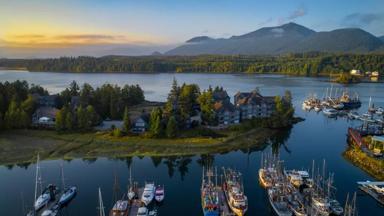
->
[0,127,277,165]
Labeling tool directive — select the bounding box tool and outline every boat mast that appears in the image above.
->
[98,188,105,216]
[61,163,65,190]
[34,153,40,204]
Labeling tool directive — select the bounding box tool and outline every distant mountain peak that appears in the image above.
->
[186,36,213,43]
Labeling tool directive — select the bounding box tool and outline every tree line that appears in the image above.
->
[1,53,383,76]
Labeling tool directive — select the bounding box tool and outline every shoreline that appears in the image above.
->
[0,127,283,166]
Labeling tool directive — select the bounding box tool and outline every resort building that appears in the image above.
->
[234,90,275,121]
[131,114,150,133]
[212,89,240,125]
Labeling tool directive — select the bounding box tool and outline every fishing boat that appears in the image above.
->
[329,199,343,215]
[137,207,148,216]
[201,167,220,216]
[357,181,384,205]
[339,91,361,109]
[284,170,312,188]
[258,168,276,188]
[311,195,331,216]
[141,182,155,206]
[287,194,306,216]
[314,105,322,112]
[110,199,129,216]
[323,108,338,117]
[376,107,384,115]
[267,186,292,216]
[222,168,248,216]
[332,103,344,110]
[155,185,165,202]
[347,111,360,120]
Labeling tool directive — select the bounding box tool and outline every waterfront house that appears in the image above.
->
[131,113,150,133]
[212,89,240,126]
[234,90,275,120]
[32,106,59,127]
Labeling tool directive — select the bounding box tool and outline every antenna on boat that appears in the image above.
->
[215,167,218,188]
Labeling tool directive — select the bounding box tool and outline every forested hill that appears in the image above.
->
[0,53,383,76]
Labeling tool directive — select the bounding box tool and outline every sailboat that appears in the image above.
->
[33,154,59,211]
[58,164,77,207]
[110,174,129,216]
[141,182,155,206]
[127,165,136,201]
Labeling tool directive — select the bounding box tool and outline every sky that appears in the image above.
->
[1,0,384,58]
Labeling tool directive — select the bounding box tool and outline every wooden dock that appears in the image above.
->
[128,187,144,216]
[217,187,235,216]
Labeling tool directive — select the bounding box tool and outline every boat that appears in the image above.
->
[141,182,155,206]
[58,164,77,207]
[201,167,220,216]
[148,209,158,216]
[222,168,248,216]
[347,111,360,120]
[314,105,322,112]
[155,185,165,202]
[34,184,59,211]
[357,181,384,205]
[323,108,338,117]
[267,186,292,216]
[332,103,344,110]
[110,199,129,216]
[339,91,361,109]
[284,170,312,188]
[329,199,343,215]
[258,168,276,188]
[376,107,384,115]
[287,195,307,216]
[58,186,77,206]
[127,166,136,201]
[137,207,148,216]
[41,204,59,216]
[311,195,331,216]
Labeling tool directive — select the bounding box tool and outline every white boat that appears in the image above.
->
[284,170,311,188]
[141,182,155,206]
[314,106,322,112]
[41,205,59,216]
[347,111,360,120]
[311,196,331,216]
[376,107,384,115]
[323,108,338,117]
[329,199,343,215]
[154,185,165,202]
[137,207,149,216]
[110,199,129,216]
[223,168,248,216]
[332,103,344,110]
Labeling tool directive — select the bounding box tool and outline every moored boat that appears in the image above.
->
[141,182,155,206]
[323,108,338,117]
[267,187,292,216]
[222,168,248,216]
[155,185,165,203]
[137,207,148,216]
[58,186,77,207]
[110,199,129,216]
[201,167,220,216]
[34,184,59,211]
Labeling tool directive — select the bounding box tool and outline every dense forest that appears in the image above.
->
[0,53,383,76]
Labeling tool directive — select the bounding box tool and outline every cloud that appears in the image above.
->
[278,5,307,25]
[342,13,383,27]
[2,34,152,47]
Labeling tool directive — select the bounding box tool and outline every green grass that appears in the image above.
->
[0,127,277,165]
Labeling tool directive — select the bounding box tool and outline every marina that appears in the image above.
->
[1,72,383,216]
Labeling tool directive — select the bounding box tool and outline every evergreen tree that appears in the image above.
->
[69,80,80,96]
[76,106,87,130]
[86,105,98,127]
[197,89,215,124]
[65,112,74,131]
[165,78,180,114]
[149,107,163,137]
[55,106,67,131]
[122,106,131,133]
[166,116,178,138]
[21,94,36,116]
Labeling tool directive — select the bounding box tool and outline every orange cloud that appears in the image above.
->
[2,33,156,48]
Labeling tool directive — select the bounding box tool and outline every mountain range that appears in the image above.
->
[165,22,384,55]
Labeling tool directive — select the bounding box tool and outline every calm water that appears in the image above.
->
[0,70,384,216]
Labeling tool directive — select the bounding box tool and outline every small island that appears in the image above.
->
[0,79,299,165]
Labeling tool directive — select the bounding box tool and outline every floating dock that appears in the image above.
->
[357,181,384,205]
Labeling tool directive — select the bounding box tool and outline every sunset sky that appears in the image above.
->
[1,0,383,57]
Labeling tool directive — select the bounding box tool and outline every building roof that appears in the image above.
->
[214,101,237,113]
[213,90,229,102]
[34,107,59,119]
[235,90,274,106]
